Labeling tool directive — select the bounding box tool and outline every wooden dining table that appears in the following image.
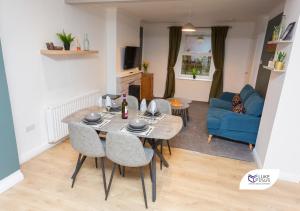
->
[62,106,183,202]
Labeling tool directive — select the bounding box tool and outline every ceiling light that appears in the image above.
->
[182,23,196,32]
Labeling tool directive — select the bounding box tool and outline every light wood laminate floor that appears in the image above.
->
[0,141,300,211]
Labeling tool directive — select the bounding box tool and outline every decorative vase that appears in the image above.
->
[64,43,70,51]
[274,61,284,70]
[193,75,196,79]
[83,33,90,51]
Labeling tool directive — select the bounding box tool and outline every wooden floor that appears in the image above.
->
[1,141,300,211]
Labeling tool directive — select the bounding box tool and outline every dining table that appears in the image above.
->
[62,106,183,202]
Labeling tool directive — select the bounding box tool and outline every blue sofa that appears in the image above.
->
[207,85,264,149]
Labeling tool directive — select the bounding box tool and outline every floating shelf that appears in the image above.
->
[263,65,285,73]
[40,50,98,56]
[267,40,293,45]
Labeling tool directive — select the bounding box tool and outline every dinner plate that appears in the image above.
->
[144,111,161,117]
[126,125,149,132]
[129,119,148,129]
[84,112,102,122]
[83,119,103,125]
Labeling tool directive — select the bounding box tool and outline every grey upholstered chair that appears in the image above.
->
[68,122,107,194]
[105,132,153,208]
[127,95,139,110]
[150,99,172,160]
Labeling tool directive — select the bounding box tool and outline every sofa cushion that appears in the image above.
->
[207,108,232,129]
[244,92,264,117]
[209,98,232,110]
[240,84,255,102]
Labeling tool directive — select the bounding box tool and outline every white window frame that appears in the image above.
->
[175,32,215,81]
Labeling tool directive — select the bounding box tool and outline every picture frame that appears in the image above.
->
[280,22,296,40]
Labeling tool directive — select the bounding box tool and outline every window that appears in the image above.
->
[176,33,215,81]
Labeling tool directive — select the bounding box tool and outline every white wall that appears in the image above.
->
[143,22,256,101]
[256,0,300,182]
[106,8,140,93]
[0,0,106,163]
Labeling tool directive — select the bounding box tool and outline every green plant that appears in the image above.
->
[191,67,199,78]
[56,30,75,50]
[276,51,286,62]
[142,61,149,72]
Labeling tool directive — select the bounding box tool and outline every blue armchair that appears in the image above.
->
[207,85,264,150]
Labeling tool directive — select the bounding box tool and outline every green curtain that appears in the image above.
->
[209,26,229,99]
[163,26,182,98]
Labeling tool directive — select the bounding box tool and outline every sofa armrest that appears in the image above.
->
[219,92,236,102]
[220,112,260,133]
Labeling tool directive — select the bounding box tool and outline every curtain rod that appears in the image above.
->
[167,26,232,29]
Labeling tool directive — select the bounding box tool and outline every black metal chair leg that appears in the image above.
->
[122,166,125,177]
[167,140,172,155]
[160,141,163,170]
[105,163,116,200]
[140,167,148,209]
[95,158,98,168]
[71,155,87,188]
[71,153,82,179]
[100,157,107,195]
[118,165,122,175]
[149,163,152,182]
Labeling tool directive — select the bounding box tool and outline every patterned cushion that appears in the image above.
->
[232,103,245,113]
[232,94,242,107]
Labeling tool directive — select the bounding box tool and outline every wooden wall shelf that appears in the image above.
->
[40,50,98,56]
[263,65,285,73]
[267,40,293,45]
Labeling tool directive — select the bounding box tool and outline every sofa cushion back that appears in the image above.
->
[240,84,255,102]
[244,92,264,117]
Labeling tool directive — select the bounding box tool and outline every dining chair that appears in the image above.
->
[151,99,172,162]
[105,132,153,209]
[68,122,107,194]
[127,95,139,110]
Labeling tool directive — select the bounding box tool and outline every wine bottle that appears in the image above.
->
[121,94,128,119]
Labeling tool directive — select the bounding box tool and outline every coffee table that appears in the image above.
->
[167,98,191,127]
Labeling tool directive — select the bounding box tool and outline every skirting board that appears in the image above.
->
[0,170,24,194]
[252,149,262,168]
[253,149,300,183]
[19,137,67,164]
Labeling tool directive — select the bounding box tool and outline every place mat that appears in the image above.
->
[82,119,111,130]
[138,113,166,121]
[120,125,154,137]
[100,112,119,119]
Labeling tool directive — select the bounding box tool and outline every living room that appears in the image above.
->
[0,0,300,210]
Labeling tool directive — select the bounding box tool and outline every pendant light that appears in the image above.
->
[182,6,196,32]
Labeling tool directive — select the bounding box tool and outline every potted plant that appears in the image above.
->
[57,30,75,50]
[274,51,286,70]
[191,67,198,79]
[142,61,149,72]
[272,25,281,41]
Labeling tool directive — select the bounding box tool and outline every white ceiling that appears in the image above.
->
[67,0,283,24]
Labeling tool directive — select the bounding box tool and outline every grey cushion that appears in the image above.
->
[68,122,105,157]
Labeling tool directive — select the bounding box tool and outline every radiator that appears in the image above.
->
[46,91,102,144]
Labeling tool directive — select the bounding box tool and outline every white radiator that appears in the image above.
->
[46,91,102,144]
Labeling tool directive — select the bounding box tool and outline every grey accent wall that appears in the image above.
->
[0,41,20,180]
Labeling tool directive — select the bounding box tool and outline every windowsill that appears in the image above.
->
[176,76,212,82]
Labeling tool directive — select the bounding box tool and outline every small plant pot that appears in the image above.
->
[192,75,196,79]
[274,61,284,70]
[64,43,70,51]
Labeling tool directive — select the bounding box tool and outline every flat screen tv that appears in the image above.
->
[123,46,141,70]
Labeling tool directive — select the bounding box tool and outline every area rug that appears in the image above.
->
[169,101,254,162]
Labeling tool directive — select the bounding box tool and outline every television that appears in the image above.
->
[123,46,141,70]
